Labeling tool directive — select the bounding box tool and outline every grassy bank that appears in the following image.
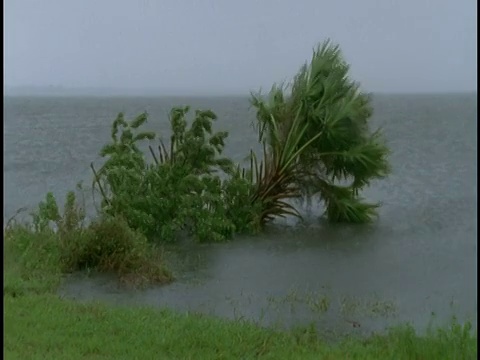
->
[4,226,477,359]
[5,294,476,360]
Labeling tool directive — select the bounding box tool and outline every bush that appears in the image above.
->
[5,191,172,289]
[92,108,262,243]
[63,215,171,285]
[86,40,391,244]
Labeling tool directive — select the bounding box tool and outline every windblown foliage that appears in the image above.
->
[91,40,390,243]
[92,108,262,243]
[248,40,390,223]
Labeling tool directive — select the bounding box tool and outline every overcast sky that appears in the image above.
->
[4,0,477,94]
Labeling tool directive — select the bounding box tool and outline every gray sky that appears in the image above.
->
[4,0,477,94]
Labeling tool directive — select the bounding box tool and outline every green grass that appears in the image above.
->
[4,227,477,359]
[4,294,476,359]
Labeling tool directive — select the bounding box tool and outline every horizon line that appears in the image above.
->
[3,86,477,97]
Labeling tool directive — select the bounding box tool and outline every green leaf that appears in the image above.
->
[130,112,149,129]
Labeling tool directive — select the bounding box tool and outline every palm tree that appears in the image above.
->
[248,40,390,224]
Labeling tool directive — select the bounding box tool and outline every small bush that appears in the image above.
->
[5,192,172,290]
[62,215,171,285]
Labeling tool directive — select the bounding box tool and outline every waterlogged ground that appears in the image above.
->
[59,219,476,337]
[5,93,477,336]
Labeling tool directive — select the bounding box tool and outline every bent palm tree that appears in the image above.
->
[249,40,390,224]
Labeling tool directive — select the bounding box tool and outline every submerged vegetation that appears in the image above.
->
[249,42,390,223]
[91,40,390,244]
[91,107,261,243]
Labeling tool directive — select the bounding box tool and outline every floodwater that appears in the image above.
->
[4,93,477,336]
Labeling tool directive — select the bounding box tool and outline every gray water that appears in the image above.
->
[4,93,477,336]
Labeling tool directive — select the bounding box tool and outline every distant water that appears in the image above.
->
[4,93,477,335]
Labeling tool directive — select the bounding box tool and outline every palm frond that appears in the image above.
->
[130,112,149,129]
[247,39,390,226]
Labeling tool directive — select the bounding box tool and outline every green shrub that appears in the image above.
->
[5,191,172,289]
[92,108,261,243]
[62,215,171,284]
